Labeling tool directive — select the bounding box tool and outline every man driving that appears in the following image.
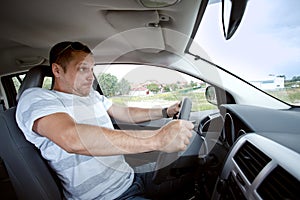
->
[16,41,194,199]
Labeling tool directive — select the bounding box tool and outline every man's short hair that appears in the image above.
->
[49,41,92,71]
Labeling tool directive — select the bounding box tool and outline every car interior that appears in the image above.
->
[0,0,300,200]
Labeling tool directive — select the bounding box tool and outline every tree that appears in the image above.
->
[147,83,160,93]
[169,83,179,91]
[291,76,300,82]
[189,80,197,88]
[163,85,171,92]
[42,77,52,89]
[98,73,118,97]
[118,78,131,95]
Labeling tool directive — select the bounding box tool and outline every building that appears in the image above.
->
[129,87,151,96]
[250,75,284,90]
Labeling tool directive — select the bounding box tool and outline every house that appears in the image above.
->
[250,75,285,90]
[129,87,151,96]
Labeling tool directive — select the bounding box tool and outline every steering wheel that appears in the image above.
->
[152,97,193,184]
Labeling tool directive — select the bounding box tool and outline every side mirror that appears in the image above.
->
[222,0,248,40]
[205,86,217,105]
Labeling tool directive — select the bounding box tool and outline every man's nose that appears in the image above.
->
[87,71,95,81]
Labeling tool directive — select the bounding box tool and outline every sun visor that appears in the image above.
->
[105,10,165,53]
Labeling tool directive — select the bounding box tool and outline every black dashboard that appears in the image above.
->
[219,104,300,152]
[121,103,300,199]
[204,104,300,200]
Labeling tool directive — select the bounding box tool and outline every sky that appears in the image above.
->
[195,0,300,81]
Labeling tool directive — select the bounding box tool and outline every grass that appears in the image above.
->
[268,88,300,105]
[110,87,300,111]
[109,88,217,111]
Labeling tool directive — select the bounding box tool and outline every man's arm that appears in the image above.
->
[107,102,181,123]
[32,112,193,156]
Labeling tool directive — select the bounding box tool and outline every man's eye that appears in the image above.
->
[79,66,94,72]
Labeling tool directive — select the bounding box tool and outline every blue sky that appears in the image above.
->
[195,0,300,81]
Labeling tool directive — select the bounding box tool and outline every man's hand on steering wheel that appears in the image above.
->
[162,101,181,119]
[156,120,194,153]
[158,97,194,153]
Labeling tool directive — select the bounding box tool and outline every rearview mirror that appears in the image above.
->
[222,0,248,40]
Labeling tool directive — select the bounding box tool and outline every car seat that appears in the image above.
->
[0,65,63,200]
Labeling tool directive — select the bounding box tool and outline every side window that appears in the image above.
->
[12,74,52,92]
[94,64,216,112]
[1,72,27,108]
[11,73,52,92]
[12,74,26,92]
[42,77,53,90]
[1,72,53,108]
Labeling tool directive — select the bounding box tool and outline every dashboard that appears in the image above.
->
[123,103,300,199]
[206,104,300,200]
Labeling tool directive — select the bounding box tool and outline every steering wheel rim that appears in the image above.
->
[152,97,192,184]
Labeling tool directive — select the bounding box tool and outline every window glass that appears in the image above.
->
[12,74,25,92]
[42,77,53,90]
[94,64,216,111]
[195,0,300,106]
[12,74,52,92]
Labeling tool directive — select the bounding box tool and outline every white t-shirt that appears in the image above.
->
[16,88,134,200]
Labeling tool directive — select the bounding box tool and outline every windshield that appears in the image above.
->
[195,0,300,106]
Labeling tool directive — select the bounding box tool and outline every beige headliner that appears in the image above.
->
[0,0,206,75]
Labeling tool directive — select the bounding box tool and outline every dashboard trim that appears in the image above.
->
[213,133,300,200]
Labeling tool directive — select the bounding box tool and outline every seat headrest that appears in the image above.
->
[16,65,53,102]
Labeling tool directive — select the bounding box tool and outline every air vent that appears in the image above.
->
[257,165,300,200]
[233,141,271,183]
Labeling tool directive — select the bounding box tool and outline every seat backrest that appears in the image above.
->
[16,65,54,102]
[16,64,101,101]
[1,64,102,199]
[0,108,62,200]
[0,65,62,199]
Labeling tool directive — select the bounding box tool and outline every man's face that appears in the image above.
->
[56,51,95,96]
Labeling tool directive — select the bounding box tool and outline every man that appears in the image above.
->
[16,41,194,199]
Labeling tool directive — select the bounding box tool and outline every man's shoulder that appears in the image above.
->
[22,87,53,96]
[25,87,49,93]
[19,88,56,103]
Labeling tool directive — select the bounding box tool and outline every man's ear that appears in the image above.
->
[52,63,62,78]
